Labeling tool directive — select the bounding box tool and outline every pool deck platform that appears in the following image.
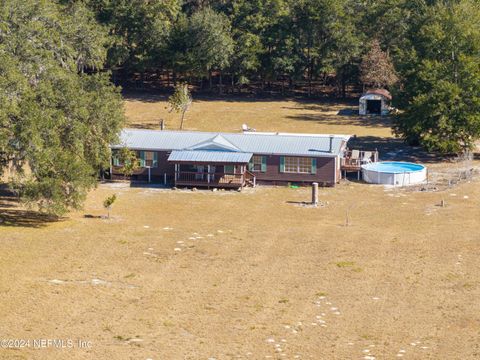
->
[341,149,379,179]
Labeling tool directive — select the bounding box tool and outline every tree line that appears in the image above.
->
[74,0,480,153]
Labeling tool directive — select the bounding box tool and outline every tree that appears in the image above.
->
[0,0,125,215]
[82,0,181,75]
[103,194,117,218]
[117,148,140,179]
[360,39,399,89]
[394,0,480,153]
[187,7,234,88]
[168,83,193,129]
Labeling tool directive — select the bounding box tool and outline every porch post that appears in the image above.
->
[175,164,179,181]
[207,165,210,184]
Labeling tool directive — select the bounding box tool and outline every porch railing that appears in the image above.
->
[245,170,256,187]
[175,171,245,187]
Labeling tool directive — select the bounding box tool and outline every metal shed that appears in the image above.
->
[359,89,392,116]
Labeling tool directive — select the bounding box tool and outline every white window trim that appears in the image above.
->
[283,157,312,174]
[250,155,264,172]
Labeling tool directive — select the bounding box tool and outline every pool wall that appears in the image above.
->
[362,162,427,186]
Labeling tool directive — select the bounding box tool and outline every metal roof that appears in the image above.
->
[187,134,241,151]
[361,88,392,100]
[113,129,351,157]
[168,150,253,163]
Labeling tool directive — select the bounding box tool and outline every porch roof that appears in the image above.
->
[168,150,253,163]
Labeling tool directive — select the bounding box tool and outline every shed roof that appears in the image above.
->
[168,150,253,163]
[361,89,392,100]
[113,129,351,157]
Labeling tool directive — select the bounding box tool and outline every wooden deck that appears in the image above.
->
[174,171,255,189]
[341,149,379,172]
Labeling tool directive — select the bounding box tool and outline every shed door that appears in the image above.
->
[366,100,382,114]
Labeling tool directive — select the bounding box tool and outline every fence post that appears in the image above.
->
[312,182,319,206]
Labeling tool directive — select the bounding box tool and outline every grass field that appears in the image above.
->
[124,93,392,138]
[1,95,479,359]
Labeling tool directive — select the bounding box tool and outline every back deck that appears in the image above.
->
[341,149,379,178]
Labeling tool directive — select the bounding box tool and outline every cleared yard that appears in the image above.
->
[124,93,392,138]
[0,96,479,359]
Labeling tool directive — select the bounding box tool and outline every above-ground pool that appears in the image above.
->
[362,161,427,186]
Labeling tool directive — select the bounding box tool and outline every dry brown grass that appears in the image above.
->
[1,96,479,359]
[1,181,480,359]
[124,93,393,138]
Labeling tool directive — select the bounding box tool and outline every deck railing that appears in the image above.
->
[342,150,379,169]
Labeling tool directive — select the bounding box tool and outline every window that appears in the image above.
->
[139,151,158,168]
[224,165,234,174]
[144,151,156,167]
[112,150,122,166]
[249,155,266,172]
[281,157,316,174]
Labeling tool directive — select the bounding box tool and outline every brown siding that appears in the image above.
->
[111,151,338,186]
[252,155,336,186]
[112,151,174,182]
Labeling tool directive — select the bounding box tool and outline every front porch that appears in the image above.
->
[168,147,256,189]
[173,164,256,189]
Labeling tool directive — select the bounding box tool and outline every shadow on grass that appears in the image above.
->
[128,122,165,130]
[349,136,448,164]
[0,190,61,228]
[123,90,360,105]
[286,201,312,205]
[285,113,393,129]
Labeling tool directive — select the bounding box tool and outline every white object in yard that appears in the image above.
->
[91,278,108,285]
[242,123,256,132]
[49,279,65,285]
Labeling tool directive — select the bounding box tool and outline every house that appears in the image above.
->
[110,129,377,189]
[359,89,392,116]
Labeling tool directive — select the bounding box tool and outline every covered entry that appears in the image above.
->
[168,150,256,189]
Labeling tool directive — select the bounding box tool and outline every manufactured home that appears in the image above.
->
[110,129,378,189]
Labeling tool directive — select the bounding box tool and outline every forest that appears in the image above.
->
[0,0,480,213]
[77,0,480,153]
